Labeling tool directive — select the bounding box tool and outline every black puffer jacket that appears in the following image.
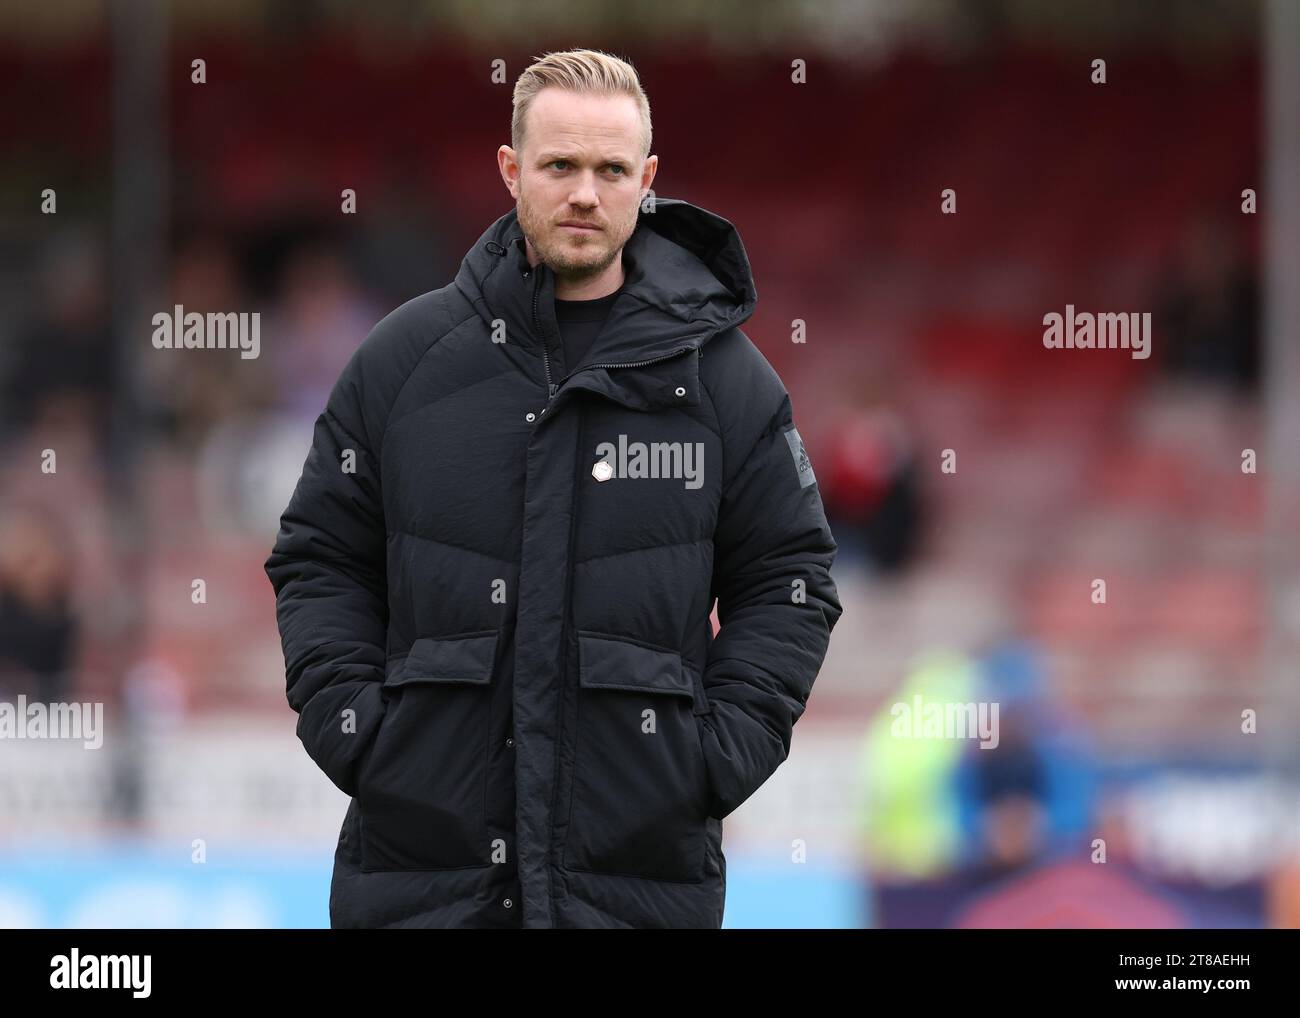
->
[265,197,843,928]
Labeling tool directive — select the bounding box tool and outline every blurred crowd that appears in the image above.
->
[0,202,457,706]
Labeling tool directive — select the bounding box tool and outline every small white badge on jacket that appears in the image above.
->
[783,426,816,488]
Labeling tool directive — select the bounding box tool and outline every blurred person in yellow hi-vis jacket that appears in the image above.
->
[852,650,977,882]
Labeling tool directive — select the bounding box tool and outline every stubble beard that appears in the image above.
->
[516,184,637,284]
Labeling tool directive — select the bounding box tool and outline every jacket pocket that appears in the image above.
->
[357,631,498,872]
[563,632,710,883]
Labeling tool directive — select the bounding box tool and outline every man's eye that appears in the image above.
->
[549,160,569,171]
[606,164,626,175]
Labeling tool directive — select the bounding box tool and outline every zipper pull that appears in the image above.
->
[548,382,558,399]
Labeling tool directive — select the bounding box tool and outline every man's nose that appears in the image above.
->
[568,172,599,208]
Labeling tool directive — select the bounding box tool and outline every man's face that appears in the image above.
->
[499,89,657,282]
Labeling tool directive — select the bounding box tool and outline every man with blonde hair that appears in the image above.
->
[267,48,843,929]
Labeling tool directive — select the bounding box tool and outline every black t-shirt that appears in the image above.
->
[554,288,622,375]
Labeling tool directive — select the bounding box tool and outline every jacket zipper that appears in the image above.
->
[530,270,558,399]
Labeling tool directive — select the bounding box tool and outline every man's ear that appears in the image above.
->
[640,154,658,200]
[498,145,521,199]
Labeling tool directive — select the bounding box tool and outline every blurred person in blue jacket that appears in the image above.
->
[953,639,1097,872]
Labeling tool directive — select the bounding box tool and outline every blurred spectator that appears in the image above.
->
[820,396,924,575]
[853,649,976,883]
[965,712,1050,876]
[2,230,114,454]
[149,232,251,448]
[262,239,384,421]
[1154,211,1260,392]
[954,639,1097,862]
[0,504,80,703]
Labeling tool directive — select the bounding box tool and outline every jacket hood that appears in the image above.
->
[454,197,758,374]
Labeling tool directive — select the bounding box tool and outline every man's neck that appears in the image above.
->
[525,238,625,301]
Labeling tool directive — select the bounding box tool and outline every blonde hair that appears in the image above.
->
[512,49,652,160]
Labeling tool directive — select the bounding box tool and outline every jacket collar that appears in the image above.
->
[454,198,757,414]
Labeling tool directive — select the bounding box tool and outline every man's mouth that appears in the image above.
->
[558,221,602,231]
